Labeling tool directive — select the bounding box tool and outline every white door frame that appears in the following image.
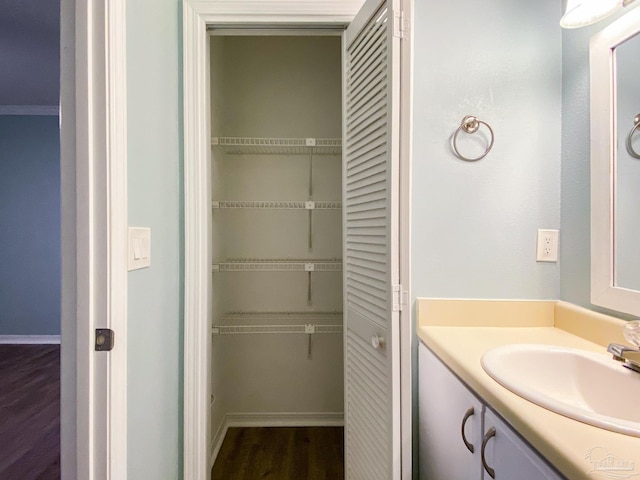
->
[398,0,413,476]
[182,1,411,478]
[60,0,128,478]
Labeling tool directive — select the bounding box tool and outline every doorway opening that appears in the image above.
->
[207,31,346,476]
[183,2,413,478]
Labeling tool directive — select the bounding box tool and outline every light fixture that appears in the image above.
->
[560,0,621,28]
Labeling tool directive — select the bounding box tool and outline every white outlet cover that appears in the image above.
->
[128,227,151,270]
[536,229,559,262]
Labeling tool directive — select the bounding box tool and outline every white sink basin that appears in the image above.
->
[481,344,640,437]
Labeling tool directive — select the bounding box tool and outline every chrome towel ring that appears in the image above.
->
[452,115,495,162]
[626,113,640,160]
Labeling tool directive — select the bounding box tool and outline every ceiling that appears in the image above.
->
[0,0,60,106]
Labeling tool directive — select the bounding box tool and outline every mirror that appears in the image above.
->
[614,31,640,291]
[591,6,640,315]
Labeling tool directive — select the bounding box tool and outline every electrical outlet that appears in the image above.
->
[536,229,559,262]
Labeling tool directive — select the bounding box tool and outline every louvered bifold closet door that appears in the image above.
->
[343,0,401,478]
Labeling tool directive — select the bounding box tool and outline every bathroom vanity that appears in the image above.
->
[417,299,640,480]
[420,344,563,479]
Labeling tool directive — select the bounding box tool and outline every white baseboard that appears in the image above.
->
[210,417,229,470]
[0,335,61,344]
[226,412,345,428]
[210,412,345,468]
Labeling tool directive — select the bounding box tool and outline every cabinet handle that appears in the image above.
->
[481,427,496,479]
[460,407,475,453]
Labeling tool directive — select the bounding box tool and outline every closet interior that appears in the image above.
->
[208,34,345,452]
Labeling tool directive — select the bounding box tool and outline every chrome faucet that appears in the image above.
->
[607,343,640,373]
[608,320,640,373]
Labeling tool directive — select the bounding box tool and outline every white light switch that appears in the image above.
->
[128,227,151,270]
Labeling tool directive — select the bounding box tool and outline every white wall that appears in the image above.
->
[214,36,343,138]
[411,0,562,301]
[126,0,182,478]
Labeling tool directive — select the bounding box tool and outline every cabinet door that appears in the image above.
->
[481,409,564,480]
[419,344,484,480]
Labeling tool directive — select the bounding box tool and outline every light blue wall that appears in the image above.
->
[0,115,60,335]
[411,4,562,476]
[126,0,182,478]
[119,0,640,477]
[560,15,607,311]
[412,0,562,302]
[559,5,640,317]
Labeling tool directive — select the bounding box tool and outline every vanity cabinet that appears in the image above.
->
[482,409,562,480]
[419,343,564,480]
[419,342,483,479]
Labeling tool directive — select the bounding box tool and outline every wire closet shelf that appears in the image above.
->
[212,312,343,335]
[212,259,343,272]
[211,201,341,210]
[211,137,342,155]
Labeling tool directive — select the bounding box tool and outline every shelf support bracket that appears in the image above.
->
[305,201,316,250]
[305,324,316,359]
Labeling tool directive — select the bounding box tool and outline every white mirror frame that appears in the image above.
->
[591,6,640,315]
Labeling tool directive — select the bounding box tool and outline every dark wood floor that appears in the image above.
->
[0,344,60,479]
[211,427,344,480]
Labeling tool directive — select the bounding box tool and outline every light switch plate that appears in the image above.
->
[128,227,151,270]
